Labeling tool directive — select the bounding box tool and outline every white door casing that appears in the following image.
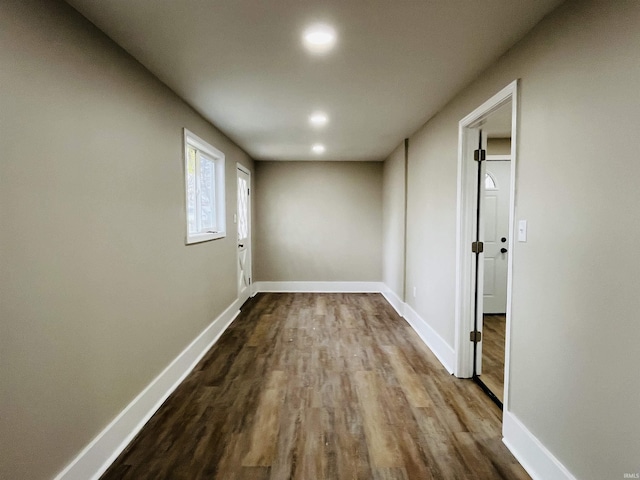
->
[483,160,511,314]
[237,165,251,304]
[454,80,518,420]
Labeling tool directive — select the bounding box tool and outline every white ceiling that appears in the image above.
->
[66,0,563,161]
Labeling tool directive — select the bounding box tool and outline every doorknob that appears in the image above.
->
[500,247,508,253]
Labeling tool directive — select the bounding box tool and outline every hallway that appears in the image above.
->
[101,293,528,479]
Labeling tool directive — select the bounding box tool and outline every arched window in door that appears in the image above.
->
[485,172,497,190]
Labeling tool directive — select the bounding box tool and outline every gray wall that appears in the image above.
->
[382,143,406,299]
[487,137,511,155]
[385,0,640,478]
[254,161,382,282]
[0,1,253,479]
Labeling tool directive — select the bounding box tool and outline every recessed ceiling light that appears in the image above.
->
[302,24,337,54]
[312,144,326,154]
[309,112,329,127]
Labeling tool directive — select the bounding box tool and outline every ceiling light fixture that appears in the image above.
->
[312,144,326,154]
[309,112,329,127]
[302,24,337,54]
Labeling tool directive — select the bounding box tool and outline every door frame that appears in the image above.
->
[454,80,518,412]
[236,163,252,305]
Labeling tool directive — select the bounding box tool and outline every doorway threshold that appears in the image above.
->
[473,375,503,410]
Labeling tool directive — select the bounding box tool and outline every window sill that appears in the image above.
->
[186,231,226,245]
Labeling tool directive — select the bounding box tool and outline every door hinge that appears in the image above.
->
[249,277,252,284]
[471,241,484,253]
[474,149,486,162]
[470,331,482,342]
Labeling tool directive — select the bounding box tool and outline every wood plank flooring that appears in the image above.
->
[101,293,528,480]
[480,314,506,403]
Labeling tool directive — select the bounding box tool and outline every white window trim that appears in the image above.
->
[184,128,226,244]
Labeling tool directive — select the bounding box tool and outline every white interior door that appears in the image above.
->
[482,161,511,314]
[237,166,251,304]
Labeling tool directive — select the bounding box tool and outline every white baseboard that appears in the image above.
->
[54,298,242,480]
[381,285,405,317]
[379,287,456,377]
[503,411,577,480]
[403,303,455,374]
[253,281,384,293]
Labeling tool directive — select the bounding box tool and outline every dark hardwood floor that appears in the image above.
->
[101,293,528,480]
[480,314,506,403]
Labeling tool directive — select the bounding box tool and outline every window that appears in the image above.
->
[237,175,249,241]
[184,129,226,244]
[485,172,497,190]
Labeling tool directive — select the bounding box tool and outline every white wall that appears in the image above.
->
[254,161,382,282]
[384,0,640,478]
[382,142,406,299]
[0,1,253,479]
[405,111,460,346]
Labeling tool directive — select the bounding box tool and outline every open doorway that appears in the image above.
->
[237,164,252,305]
[454,81,518,413]
[479,105,512,405]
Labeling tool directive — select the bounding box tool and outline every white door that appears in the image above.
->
[237,166,251,304]
[482,160,511,313]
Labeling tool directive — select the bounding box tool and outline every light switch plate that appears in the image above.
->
[518,220,527,242]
